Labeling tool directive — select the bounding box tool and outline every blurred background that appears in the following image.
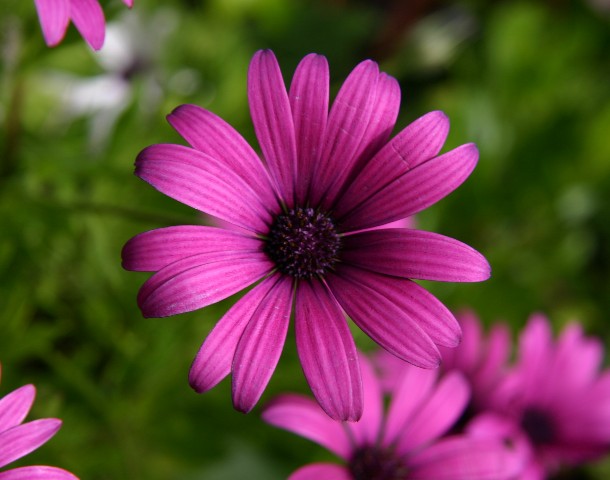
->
[0,0,609,478]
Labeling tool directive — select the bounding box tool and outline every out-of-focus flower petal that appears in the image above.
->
[289,463,351,480]
[34,0,70,47]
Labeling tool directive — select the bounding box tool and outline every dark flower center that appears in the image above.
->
[265,207,341,279]
[348,446,408,480]
[521,407,556,446]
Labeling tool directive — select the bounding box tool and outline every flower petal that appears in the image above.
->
[295,280,362,421]
[122,0,133,7]
[408,436,524,480]
[248,50,297,205]
[69,0,105,50]
[396,372,470,454]
[289,54,329,205]
[167,104,278,209]
[0,466,78,480]
[262,394,352,460]
[135,144,273,233]
[137,252,273,317]
[342,228,490,282]
[0,419,61,469]
[339,143,479,231]
[326,266,441,368]
[121,226,262,272]
[311,60,380,208]
[34,0,70,47]
[289,463,351,480]
[336,110,449,215]
[0,386,35,433]
[189,275,280,393]
[232,276,293,413]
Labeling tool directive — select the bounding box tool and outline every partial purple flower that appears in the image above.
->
[34,0,133,50]
[262,353,523,480]
[0,366,78,480]
[469,314,610,479]
[122,49,490,420]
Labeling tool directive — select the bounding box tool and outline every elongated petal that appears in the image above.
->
[167,104,278,209]
[342,229,490,282]
[408,437,524,480]
[122,226,261,272]
[345,354,383,446]
[289,54,329,205]
[248,50,297,204]
[295,280,361,421]
[336,111,449,215]
[69,0,105,50]
[122,0,133,7]
[327,266,441,368]
[0,386,35,433]
[135,144,273,233]
[383,366,438,446]
[289,464,351,480]
[189,275,280,392]
[339,143,479,231]
[311,60,379,208]
[396,372,469,454]
[137,253,273,317]
[0,466,78,480]
[262,394,352,459]
[34,0,70,47]
[0,419,61,469]
[232,276,293,413]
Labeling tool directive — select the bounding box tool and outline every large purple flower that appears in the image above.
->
[122,50,490,420]
[469,314,610,479]
[0,367,78,480]
[262,353,523,480]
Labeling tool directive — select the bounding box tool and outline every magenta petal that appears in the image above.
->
[312,60,380,208]
[137,253,273,317]
[339,143,479,231]
[122,226,261,272]
[262,394,352,460]
[0,419,61,469]
[167,104,278,209]
[69,0,105,50]
[0,466,78,480]
[34,0,70,47]
[189,275,280,393]
[248,50,297,205]
[408,437,524,480]
[289,54,329,205]
[327,266,441,368]
[232,276,293,413]
[289,463,351,480]
[0,386,35,433]
[295,280,362,421]
[135,144,273,233]
[336,110,449,215]
[342,229,490,282]
[396,372,469,454]
[122,0,133,7]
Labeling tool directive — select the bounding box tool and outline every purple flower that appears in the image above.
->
[122,50,490,420]
[262,353,523,480]
[34,0,133,50]
[0,367,78,480]
[469,314,610,479]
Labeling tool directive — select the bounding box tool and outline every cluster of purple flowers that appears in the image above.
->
[8,7,609,479]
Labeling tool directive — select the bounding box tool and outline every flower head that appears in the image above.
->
[122,50,490,420]
[0,366,78,479]
[469,314,610,479]
[34,0,133,50]
[262,353,522,480]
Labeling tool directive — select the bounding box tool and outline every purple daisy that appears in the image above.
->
[469,314,610,479]
[0,367,78,480]
[122,49,490,420]
[34,0,133,50]
[262,353,523,480]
